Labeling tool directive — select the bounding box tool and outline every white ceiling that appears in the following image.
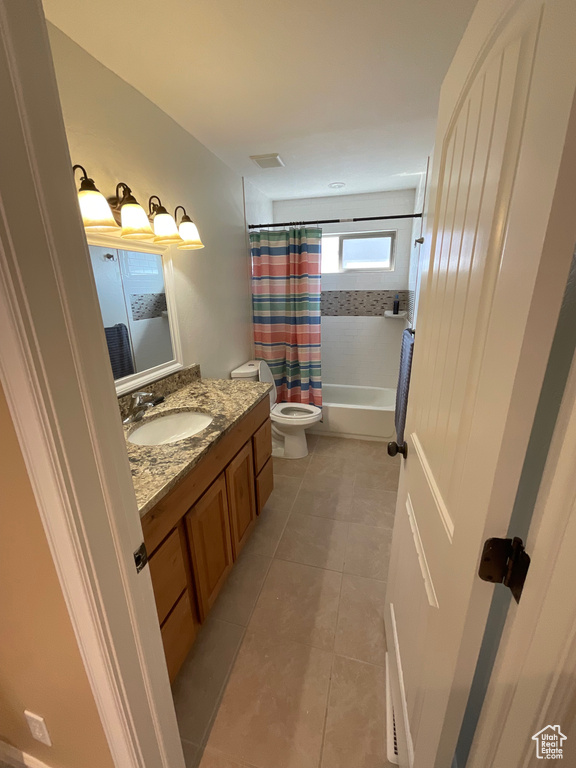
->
[43,0,477,201]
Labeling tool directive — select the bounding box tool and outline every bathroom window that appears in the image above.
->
[321,231,396,273]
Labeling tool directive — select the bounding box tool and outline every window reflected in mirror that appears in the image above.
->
[89,245,174,381]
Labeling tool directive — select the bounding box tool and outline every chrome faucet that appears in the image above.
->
[123,391,163,425]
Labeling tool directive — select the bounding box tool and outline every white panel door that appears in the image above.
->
[385,0,576,766]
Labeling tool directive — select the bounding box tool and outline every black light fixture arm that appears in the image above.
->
[149,195,164,215]
[111,182,137,209]
[174,205,193,224]
[72,164,101,194]
[72,164,89,180]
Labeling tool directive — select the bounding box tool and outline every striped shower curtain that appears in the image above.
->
[251,227,322,406]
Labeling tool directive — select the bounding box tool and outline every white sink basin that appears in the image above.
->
[128,411,213,446]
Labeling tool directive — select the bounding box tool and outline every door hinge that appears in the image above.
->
[133,542,149,573]
[478,536,530,603]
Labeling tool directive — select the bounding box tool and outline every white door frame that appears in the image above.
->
[0,3,184,767]
[468,330,576,766]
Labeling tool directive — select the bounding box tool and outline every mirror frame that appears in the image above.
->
[87,233,184,395]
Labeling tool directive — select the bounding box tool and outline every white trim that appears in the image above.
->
[160,250,184,376]
[410,432,454,541]
[405,494,439,609]
[114,360,184,396]
[385,654,400,766]
[389,603,415,768]
[0,740,53,768]
[0,4,183,767]
[87,233,168,255]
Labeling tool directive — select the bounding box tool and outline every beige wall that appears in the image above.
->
[47,24,254,380]
[0,383,114,768]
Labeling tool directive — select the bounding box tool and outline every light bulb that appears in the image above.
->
[73,165,119,232]
[178,219,204,250]
[153,211,182,243]
[120,203,154,240]
[78,188,118,232]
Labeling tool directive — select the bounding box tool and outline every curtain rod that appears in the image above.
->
[248,212,422,229]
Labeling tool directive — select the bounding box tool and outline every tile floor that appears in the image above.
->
[173,434,400,768]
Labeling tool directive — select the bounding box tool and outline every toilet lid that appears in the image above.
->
[257,360,277,409]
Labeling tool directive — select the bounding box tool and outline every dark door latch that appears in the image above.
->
[478,536,530,603]
[134,541,149,573]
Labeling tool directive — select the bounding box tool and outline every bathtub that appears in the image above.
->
[310,384,396,441]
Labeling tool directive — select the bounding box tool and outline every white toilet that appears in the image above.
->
[231,360,322,459]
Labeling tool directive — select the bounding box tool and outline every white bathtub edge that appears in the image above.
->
[308,429,390,442]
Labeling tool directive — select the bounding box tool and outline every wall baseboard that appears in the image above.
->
[0,741,53,768]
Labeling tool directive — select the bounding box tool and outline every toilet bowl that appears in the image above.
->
[230,360,321,459]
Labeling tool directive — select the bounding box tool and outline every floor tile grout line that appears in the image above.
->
[180,736,201,750]
[318,556,348,768]
[198,552,278,750]
[272,553,345,575]
[317,649,336,768]
[290,507,395,531]
[332,650,388,670]
[242,546,275,633]
[267,475,303,558]
[198,624,247,750]
[200,744,261,768]
[239,624,339,656]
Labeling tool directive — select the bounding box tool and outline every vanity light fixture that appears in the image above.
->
[148,196,182,244]
[109,183,155,241]
[73,163,203,248]
[72,165,119,232]
[175,206,205,250]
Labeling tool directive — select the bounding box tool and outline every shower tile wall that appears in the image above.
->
[321,289,408,316]
[274,189,416,390]
[321,316,404,388]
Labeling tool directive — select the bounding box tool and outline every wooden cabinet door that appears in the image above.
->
[186,474,233,621]
[160,591,197,683]
[252,418,272,475]
[256,456,274,515]
[226,443,257,558]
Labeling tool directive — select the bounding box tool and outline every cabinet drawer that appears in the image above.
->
[161,591,197,683]
[149,528,188,625]
[252,418,272,475]
[256,456,274,515]
[186,474,234,621]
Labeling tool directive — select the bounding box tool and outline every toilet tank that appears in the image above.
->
[230,360,260,381]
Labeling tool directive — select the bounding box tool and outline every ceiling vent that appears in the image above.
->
[250,153,285,169]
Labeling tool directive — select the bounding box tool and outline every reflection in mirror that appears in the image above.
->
[89,245,174,381]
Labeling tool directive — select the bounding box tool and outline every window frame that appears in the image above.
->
[321,230,397,274]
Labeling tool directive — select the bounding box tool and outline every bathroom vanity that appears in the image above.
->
[123,370,273,682]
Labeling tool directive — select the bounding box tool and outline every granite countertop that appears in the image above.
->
[125,378,271,517]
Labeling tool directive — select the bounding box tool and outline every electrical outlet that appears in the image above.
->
[24,710,52,746]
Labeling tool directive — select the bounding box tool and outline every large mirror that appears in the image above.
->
[89,244,180,389]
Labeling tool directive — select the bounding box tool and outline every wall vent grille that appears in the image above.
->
[249,153,285,169]
[386,652,400,764]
